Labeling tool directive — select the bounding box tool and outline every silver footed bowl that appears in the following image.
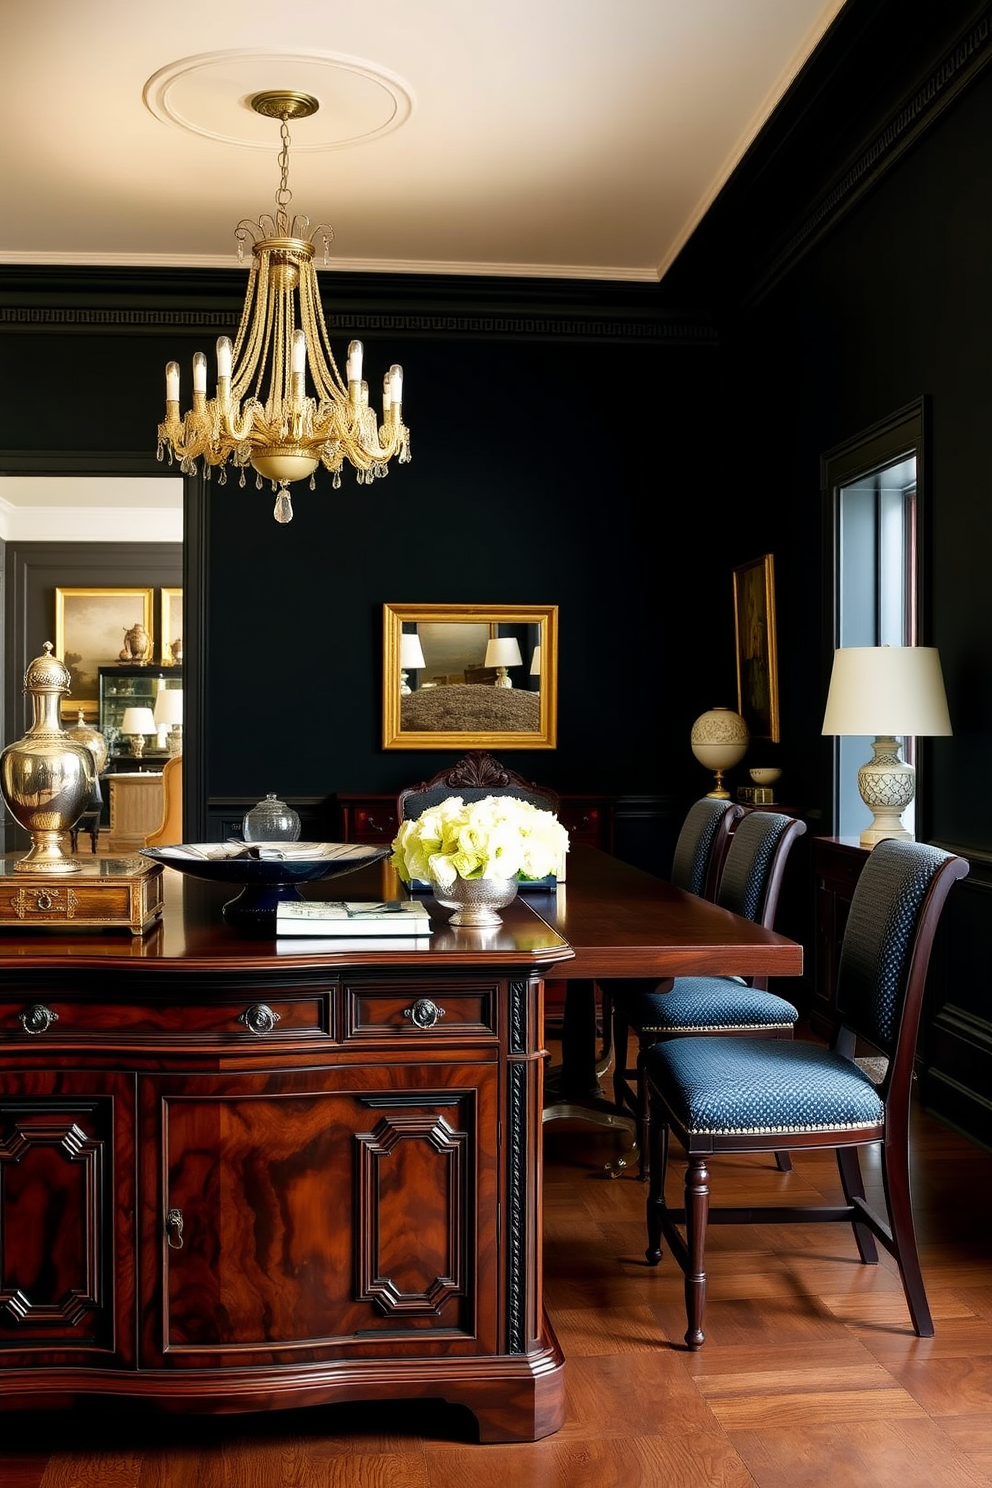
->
[140,842,391,931]
[429,874,519,926]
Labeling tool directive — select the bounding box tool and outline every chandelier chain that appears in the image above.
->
[275,118,294,229]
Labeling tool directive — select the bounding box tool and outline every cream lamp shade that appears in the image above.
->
[821,645,951,846]
[120,706,157,759]
[690,707,749,799]
[121,706,156,735]
[530,644,542,677]
[484,637,523,689]
[154,688,184,756]
[153,689,183,726]
[399,633,426,696]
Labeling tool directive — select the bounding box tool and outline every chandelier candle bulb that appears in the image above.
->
[217,337,232,381]
[166,362,180,402]
[347,340,363,385]
[291,331,306,378]
[193,352,207,396]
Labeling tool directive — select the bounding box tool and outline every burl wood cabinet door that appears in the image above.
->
[140,1063,500,1368]
[0,1073,135,1364]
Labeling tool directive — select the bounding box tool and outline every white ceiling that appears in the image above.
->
[2,0,846,282]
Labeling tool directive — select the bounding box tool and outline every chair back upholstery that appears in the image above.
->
[398,750,559,821]
[716,810,807,928]
[835,838,969,1072]
[670,798,743,899]
[144,755,183,847]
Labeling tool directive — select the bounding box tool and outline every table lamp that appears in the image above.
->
[690,707,749,799]
[399,633,426,696]
[821,645,951,846]
[121,706,157,759]
[153,688,183,756]
[484,637,523,688]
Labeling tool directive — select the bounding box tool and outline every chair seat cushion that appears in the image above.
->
[646,1036,885,1135]
[629,977,799,1035]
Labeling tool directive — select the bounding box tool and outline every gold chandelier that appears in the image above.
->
[156,91,411,524]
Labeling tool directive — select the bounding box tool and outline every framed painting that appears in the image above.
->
[160,587,183,665]
[733,555,780,741]
[54,587,155,714]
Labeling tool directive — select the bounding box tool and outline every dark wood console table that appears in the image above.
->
[0,849,801,1442]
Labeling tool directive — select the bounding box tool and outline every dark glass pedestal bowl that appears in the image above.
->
[140,842,392,933]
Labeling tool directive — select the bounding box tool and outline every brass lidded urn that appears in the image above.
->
[0,643,96,873]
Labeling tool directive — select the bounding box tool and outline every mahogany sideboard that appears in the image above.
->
[0,862,574,1442]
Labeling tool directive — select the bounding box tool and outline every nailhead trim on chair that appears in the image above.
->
[636,976,799,1035]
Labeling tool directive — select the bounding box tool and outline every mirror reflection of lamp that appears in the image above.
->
[690,706,750,798]
[400,633,426,695]
[154,687,184,757]
[121,706,158,759]
[530,644,542,683]
[485,637,523,689]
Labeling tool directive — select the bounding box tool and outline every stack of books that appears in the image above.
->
[275,899,432,939]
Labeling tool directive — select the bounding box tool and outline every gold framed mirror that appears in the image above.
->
[382,603,558,750]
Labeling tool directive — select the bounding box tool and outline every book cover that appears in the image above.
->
[275,900,433,936]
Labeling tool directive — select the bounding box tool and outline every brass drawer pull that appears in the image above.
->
[403,998,446,1029]
[19,1002,59,1035]
[166,1208,184,1249]
[238,1003,281,1036]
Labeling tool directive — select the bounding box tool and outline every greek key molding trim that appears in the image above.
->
[0,302,716,346]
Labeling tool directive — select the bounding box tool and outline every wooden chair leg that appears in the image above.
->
[836,1144,879,1264]
[645,1104,668,1264]
[611,1002,632,1112]
[880,1143,934,1337]
[683,1155,709,1350]
[596,981,613,1072]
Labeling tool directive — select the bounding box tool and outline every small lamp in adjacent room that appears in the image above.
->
[690,707,750,799]
[821,644,952,847]
[154,688,184,757]
[120,706,158,759]
[484,637,523,689]
[399,633,426,696]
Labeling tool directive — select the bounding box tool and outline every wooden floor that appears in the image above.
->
[5,1032,992,1488]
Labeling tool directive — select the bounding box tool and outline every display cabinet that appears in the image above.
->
[98,666,182,758]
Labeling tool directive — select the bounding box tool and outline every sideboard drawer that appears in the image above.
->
[0,993,333,1046]
[338,796,400,844]
[558,797,613,850]
[343,982,498,1041]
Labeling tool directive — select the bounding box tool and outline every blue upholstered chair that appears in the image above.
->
[610,809,806,1177]
[645,837,969,1349]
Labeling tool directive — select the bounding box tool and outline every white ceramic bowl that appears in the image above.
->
[749,767,782,786]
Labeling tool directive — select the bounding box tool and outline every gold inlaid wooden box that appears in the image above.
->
[0,856,164,934]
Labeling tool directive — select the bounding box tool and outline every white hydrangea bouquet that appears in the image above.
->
[390,794,569,888]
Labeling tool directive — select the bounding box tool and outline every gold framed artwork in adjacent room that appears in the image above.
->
[382,602,558,750]
[160,588,183,665]
[733,554,780,741]
[54,587,155,717]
